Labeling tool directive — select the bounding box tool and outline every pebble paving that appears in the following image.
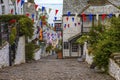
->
[0,55,115,80]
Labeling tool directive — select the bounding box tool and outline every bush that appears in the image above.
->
[25,42,35,61]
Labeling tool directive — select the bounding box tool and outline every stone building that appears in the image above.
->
[62,0,120,58]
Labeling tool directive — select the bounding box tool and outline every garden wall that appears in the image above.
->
[14,36,25,65]
[0,42,9,68]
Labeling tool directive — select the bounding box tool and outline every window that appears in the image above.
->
[72,44,78,52]
[55,23,61,31]
[64,42,69,49]
[1,5,5,14]
[0,0,3,4]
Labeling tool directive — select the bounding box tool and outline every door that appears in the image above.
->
[71,43,80,57]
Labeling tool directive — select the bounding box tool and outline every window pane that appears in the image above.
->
[72,44,78,52]
[64,42,69,49]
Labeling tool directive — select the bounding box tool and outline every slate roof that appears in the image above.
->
[63,0,120,15]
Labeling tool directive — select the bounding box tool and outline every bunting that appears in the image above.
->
[48,8,52,14]
[66,17,69,21]
[17,0,20,4]
[11,9,13,14]
[55,9,59,15]
[21,0,24,6]
[42,6,45,12]
[26,13,30,17]
[54,17,57,21]
[35,4,38,10]
[82,13,86,22]
[72,17,74,22]
[102,14,106,20]
[74,23,77,27]
[89,14,93,21]
[108,13,113,18]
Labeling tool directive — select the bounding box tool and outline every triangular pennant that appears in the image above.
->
[102,14,106,20]
[54,17,57,21]
[40,21,42,26]
[26,13,30,17]
[49,8,52,13]
[74,23,77,26]
[42,16,46,20]
[67,11,71,16]
[11,9,13,14]
[96,14,99,21]
[35,4,38,10]
[32,14,34,19]
[78,23,80,25]
[108,13,113,18]
[64,24,66,28]
[82,13,86,22]
[68,24,70,28]
[115,13,119,18]
[17,0,20,4]
[72,17,74,22]
[28,3,31,8]
[21,0,24,6]
[55,9,59,15]
[75,13,78,19]
[42,6,45,12]
[66,17,69,21]
[89,14,93,21]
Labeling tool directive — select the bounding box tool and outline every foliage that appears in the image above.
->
[87,17,120,72]
[19,18,34,38]
[9,27,17,45]
[76,35,89,45]
[25,42,35,61]
[46,44,53,53]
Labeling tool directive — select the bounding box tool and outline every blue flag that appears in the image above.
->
[54,17,57,21]
[40,21,42,26]
[72,17,74,22]
[108,13,113,18]
[89,14,93,21]
[21,0,24,6]
[42,6,45,12]
[67,11,71,16]
[32,14,34,19]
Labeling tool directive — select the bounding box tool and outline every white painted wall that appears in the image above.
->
[0,42,9,68]
[14,36,25,65]
[34,49,41,60]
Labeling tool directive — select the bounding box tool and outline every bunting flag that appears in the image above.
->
[54,17,57,21]
[21,0,24,6]
[96,14,99,21]
[75,13,78,19]
[108,13,113,18]
[32,14,34,19]
[64,24,66,28]
[74,23,77,27]
[68,24,70,28]
[67,11,71,16]
[42,16,46,20]
[42,6,45,12]
[102,14,106,20]
[51,23,53,27]
[89,14,93,21]
[11,9,13,14]
[78,23,80,25]
[82,13,86,22]
[40,21,42,26]
[26,13,30,17]
[55,9,59,15]
[72,17,74,22]
[39,28,43,41]
[17,0,20,4]
[35,4,38,10]
[48,8,52,14]
[28,3,31,8]
[66,17,69,21]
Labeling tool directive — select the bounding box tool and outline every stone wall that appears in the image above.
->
[109,59,120,80]
[0,42,9,68]
[34,49,41,60]
[14,36,25,65]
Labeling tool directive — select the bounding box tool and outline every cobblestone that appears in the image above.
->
[0,55,115,80]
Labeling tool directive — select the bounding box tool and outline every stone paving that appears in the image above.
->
[0,55,115,80]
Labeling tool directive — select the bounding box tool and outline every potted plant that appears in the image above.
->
[55,46,62,59]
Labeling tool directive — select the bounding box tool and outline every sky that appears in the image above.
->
[34,0,63,24]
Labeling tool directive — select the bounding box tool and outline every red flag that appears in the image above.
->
[66,17,69,21]
[82,13,86,22]
[55,9,59,15]
[35,4,38,10]
[42,16,46,20]
[102,14,106,20]
[68,24,70,28]
[11,9,13,14]
[17,0,20,4]
[26,13,30,17]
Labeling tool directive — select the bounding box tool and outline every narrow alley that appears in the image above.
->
[0,55,115,80]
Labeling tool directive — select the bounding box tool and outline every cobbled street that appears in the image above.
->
[0,55,115,80]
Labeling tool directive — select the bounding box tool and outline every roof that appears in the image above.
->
[63,0,88,14]
[63,0,120,15]
[68,33,82,42]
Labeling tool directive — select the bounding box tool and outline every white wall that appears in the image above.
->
[0,42,9,68]
[34,49,41,60]
[14,36,25,65]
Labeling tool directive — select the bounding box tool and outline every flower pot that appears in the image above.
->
[57,51,62,59]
